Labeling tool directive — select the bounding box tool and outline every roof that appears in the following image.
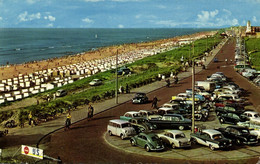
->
[166,130,183,135]
[125,111,140,114]
[109,119,129,124]
[244,111,258,114]
[202,129,222,135]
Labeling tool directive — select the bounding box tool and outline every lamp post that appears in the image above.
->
[115,49,118,104]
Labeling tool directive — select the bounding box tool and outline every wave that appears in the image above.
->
[48,46,54,49]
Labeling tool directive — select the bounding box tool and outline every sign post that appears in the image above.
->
[21,145,43,159]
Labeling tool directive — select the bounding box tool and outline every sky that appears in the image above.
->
[0,0,259,28]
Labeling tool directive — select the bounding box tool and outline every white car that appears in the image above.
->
[250,130,260,140]
[157,130,191,149]
[120,111,141,121]
[107,119,136,139]
[89,79,102,86]
[222,86,241,95]
[158,103,180,111]
[172,93,190,101]
[242,111,260,122]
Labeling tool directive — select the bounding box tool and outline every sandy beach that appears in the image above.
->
[0,31,215,81]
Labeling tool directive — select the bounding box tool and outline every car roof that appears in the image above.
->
[109,119,129,124]
[125,111,140,114]
[244,111,258,114]
[165,130,184,135]
[202,129,221,135]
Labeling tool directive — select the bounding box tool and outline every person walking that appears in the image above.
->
[166,79,170,87]
[88,104,94,120]
[28,112,33,127]
[65,112,72,131]
[151,96,158,109]
[126,83,130,93]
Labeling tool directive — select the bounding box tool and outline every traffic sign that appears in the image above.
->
[21,145,43,159]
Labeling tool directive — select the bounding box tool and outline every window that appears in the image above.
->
[166,133,173,138]
[212,134,222,140]
[175,133,185,139]
[121,123,131,128]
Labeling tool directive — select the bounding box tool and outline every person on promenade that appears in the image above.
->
[88,104,94,120]
[126,83,130,93]
[28,112,33,127]
[65,112,72,131]
[151,96,158,109]
[166,79,170,87]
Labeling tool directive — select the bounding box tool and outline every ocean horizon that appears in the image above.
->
[0,28,217,65]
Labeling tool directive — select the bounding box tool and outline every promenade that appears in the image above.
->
[0,38,226,162]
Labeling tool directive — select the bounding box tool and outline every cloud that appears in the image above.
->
[82,17,93,23]
[18,11,41,22]
[197,10,218,22]
[118,24,124,28]
[26,0,38,4]
[152,20,179,27]
[44,15,56,22]
[0,16,2,21]
[252,16,257,22]
[47,23,53,27]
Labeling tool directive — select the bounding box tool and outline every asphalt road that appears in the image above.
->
[44,37,260,164]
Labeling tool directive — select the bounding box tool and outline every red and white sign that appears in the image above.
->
[21,145,43,159]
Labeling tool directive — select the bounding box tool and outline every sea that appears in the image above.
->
[0,28,216,65]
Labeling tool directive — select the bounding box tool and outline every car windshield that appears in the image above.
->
[133,113,141,117]
[254,114,260,118]
[148,111,157,115]
[175,133,185,139]
[121,123,131,128]
[212,134,223,140]
[151,135,159,141]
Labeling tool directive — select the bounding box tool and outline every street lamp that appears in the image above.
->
[115,49,118,104]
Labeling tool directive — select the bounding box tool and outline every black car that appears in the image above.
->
[132,92,148,104]
[218,112,248,125]
[216,126,258,145]
[215,106,245,116]
[148,114,191,130]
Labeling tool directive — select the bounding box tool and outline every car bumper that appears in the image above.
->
[219,144,232,149]
[150,146,165,151]
[243,141,258,145]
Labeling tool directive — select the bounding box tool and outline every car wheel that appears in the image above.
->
[130,139,136,146]
[145,145,150,152]
[120,134,125,140]
[179,126,184,130]
[108,131,113,136]
[171,143,176,149]
[209,144,215,151]
[219,118,225,124]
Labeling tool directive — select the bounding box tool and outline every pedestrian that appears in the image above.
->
[65,112,72,131]
[151,96,158,109]
[166,79,170,87]
[88,104,94,119]
[225,58,228,64]
[230,59,233,64]
[126,83,129,93]
[119,85,122,94]
[121,86,124,94]
[28,112,33,127]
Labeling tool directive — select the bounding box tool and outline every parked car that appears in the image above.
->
[55,89,67,97]
[157,130,191,149]
[148,114,191,130]
[132,92,148,104]
[129,118,156,133]
[107,119,136,139]
[218,112,248,125]
[130,133,164,152]
[89,79,102,86]
[117,67,131,75]
[139,110,161,120]
[216,126,258,145]
[241,111,260,123]
[190,129,232,150]
[215,106,245,116]
[120,111,142,121]
[237,121,260,130]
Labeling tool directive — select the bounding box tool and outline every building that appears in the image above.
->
[245,20,260,38]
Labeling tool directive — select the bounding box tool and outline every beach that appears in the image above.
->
[0,31,215,81]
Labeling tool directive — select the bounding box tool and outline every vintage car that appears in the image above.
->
[218,112,248,124]
[107,119,136,139]
[120,111,142,121]
[215,93,243,102]
[148,114,191,130]
[89,79,102,86]
[158,103,180,111]
[237,120,260,130]
[250,130,260,140]
[132,92,148,104]
[241,111,260,123]
[216,126,258,145]
[129,118,156,133]
[190,129,232,150]
[215,106,245,116]
[0,129,8,137]
[139,110,161,120]
[130,133,164,152]
[157,130,191,149]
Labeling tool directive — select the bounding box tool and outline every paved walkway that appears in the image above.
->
[0,38,227,161]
